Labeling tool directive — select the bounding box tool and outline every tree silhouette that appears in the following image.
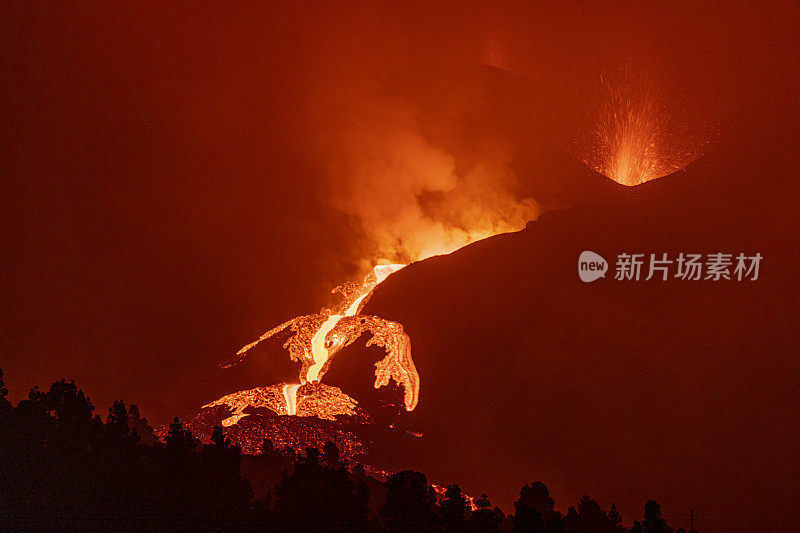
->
[381,470,439,532]
[440,484,470,532]
[165,416,199,450]
[19,380,101,519]
[513,482,564,532]
[323,439,344,468]
[564,495,621,533]
[199,425,252,520]
[107,399,128,427]
[29,379,97,436]
[608,503,626,533]
[128,403,158,446]
[472,493,504,533]
[0,367,11,413]
[154,417,204,521]
[0,372,699,532]
[275,444,369,532]
[631,500,673,533]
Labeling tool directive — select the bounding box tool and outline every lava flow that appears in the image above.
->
[220,263,418,420]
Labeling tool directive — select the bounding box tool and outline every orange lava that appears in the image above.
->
[226,263,419,414]
[582,74,704,186]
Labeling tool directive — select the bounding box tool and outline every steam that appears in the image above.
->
[310,90,537,265]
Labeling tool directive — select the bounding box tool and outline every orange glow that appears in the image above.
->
[582,74,703,186]
[203,382,360,425]
[227,263,419,416]
[225,225,528,421]
[282,383,300,416]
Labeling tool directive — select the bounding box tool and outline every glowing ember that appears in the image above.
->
[203,382,363,426]
[185,386,371,459]
[225,263,418,418]
[581,73,704,186]
[282,384,300,416]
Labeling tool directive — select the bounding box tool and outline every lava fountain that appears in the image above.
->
[581,73,706,186]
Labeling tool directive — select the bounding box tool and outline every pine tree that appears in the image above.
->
[441,484,470,532]
[472,493,503,532]
[200,425,252,520]
[0,367,11,413]
[381,470,439,532]
[128,404,157,445]
[608,502,626,533]
[513,481,562,532]
[275,445,369,532]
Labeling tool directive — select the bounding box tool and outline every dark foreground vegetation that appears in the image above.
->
[0,370,696,532]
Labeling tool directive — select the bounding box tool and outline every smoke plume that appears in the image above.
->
[307,85,538,267]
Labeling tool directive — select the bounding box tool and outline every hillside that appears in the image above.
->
[328,114,800,530]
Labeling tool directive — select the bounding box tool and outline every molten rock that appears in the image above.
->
[178,382,372,459]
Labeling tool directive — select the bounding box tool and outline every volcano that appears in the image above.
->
[177,66,799,533]
[341,116,800,526]
[183,125,797,531]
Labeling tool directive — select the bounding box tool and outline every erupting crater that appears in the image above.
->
[580,73,706,186]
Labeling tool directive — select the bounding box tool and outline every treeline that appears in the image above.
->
[0,371,696,532]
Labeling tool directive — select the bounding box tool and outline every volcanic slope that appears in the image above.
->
[338,114,800,531]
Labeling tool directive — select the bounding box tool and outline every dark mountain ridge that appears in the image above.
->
[335,113,800,531]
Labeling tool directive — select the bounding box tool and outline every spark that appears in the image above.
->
[581,72,704,186]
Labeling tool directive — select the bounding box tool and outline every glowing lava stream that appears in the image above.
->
[282,384,300,415]
[307,264,402,384]
[244,264,406,415]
